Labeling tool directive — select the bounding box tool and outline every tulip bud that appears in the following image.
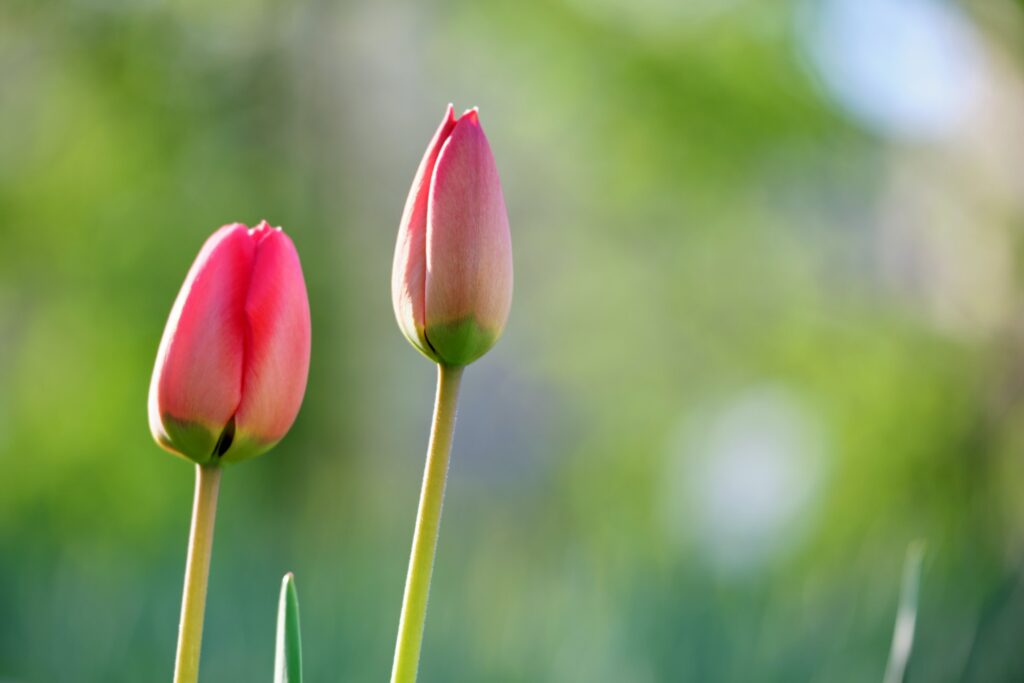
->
[392,105,513,366]
[149,222,312,465]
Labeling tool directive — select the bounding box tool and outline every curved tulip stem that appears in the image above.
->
[173,464,222,683]
[390,364,464,683]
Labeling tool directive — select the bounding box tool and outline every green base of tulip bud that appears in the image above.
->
[390,364,464,683]
[158,414,274,465]
[217,433,274,465]
[158,416,223,466]
[425,317,498,367]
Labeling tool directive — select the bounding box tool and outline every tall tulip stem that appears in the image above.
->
[173,463,222,683]
[390,364,464,683]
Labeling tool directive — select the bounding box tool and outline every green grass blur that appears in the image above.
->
[3,0,1024,680]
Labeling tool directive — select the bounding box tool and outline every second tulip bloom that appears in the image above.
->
[392,105,513,366]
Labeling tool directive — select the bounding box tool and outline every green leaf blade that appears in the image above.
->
[883,541,925,683]
[274,572,303,683]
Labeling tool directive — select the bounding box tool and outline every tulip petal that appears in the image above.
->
[149,224,254,463]
[392,105,458,361]
[424,109,513,365]
[227,223,312,463]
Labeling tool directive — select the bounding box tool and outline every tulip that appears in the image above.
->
[151,221,311,683]
[392,104,513,366]
[389,106,514,683]
[149,221,311,465]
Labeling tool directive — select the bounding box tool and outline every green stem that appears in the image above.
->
[390,364,464,683]
[173,463,222,683]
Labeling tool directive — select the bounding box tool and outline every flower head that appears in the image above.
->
[149,221,311,464]
[392,105,513,366]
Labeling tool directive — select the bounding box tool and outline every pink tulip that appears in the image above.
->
[149,221,311,465]
[392,105,513,366]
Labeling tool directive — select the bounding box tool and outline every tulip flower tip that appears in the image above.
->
[251,220,280,234]
[443,103,457,125]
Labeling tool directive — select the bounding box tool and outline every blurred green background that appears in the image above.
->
[3,0,1024,680]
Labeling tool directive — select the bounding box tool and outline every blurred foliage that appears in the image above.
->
[3,0,1024,681]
